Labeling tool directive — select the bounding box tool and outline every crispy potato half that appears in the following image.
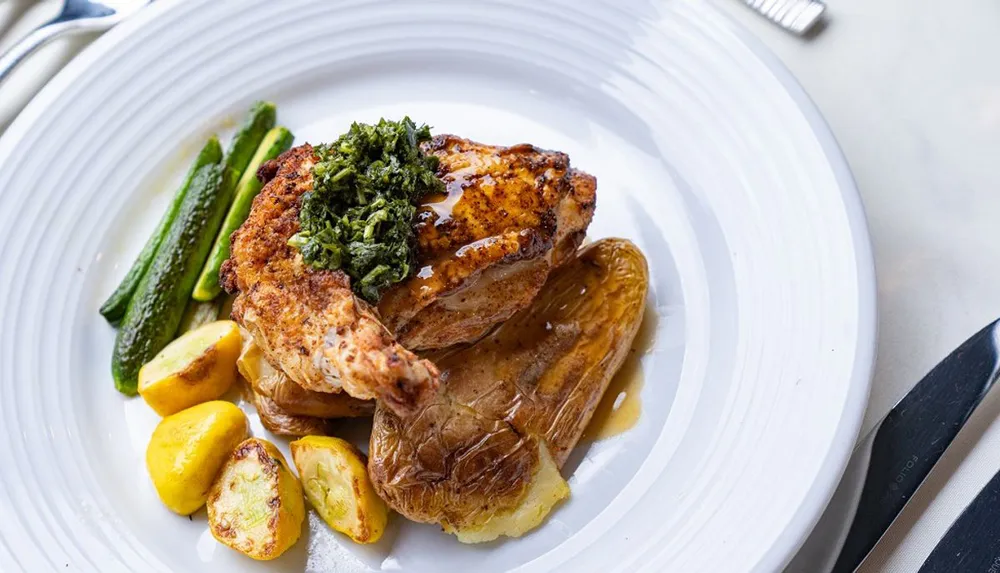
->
[444,441,569,543]
[207,438,305,560]
[251,388,331,437]
[138,320,242,416]
[146,401,248,515]
[369,238,648,542]
[290,436,388,544]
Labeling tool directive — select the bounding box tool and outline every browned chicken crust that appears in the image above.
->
[378,135,596,350]
[369,239,648,535]
[222,145,439,415]
[222,137,596,415]
[238,337,374,419]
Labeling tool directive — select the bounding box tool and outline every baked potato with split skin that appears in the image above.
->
[446,441,568,543]
[207,438,305,560]
[369,238,648,541]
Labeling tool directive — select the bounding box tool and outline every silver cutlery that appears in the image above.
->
[743,0,827,35]
[0,0,151,86]
[787,319,1000,572]
[918,457,1000,570]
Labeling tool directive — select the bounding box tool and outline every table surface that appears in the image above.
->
[2,1,998,571]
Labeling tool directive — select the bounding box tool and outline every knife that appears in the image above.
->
[918,455,1000,571]
[786,319,1000,573]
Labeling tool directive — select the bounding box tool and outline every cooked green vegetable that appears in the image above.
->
[99,137,223,324]
[111,165,237,396]
[223,101,276,185]
[177,299,222,334]
[192,126,294,301]
[288,117,443,302]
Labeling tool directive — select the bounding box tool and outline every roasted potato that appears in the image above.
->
[369,238,648,541]
[251,388,331,437]
[290,436,388,544]
[146,401,248,515]
[207,438,305,560]
[445,442,568,543]
[138,320,242,416]
[238,338,374,419]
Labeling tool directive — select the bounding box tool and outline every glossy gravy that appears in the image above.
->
[582,306,657,441]
[419,165,480,227]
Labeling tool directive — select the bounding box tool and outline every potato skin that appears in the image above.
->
[290,436,388,544]
[369,238,648,539]
[447,237,650,465]
[444,441,569,543]
[207,438,305,560]
[146,401,248,515]
[251,388,331,437]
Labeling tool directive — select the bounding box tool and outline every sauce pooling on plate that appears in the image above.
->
[582,307,657,441]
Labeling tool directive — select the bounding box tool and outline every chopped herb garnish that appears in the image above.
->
[289,117,443,302]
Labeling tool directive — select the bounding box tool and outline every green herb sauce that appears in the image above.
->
[289,117,444,302]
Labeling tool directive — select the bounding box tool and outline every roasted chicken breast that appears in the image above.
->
[369,239,648,542]
[222,145,439,415]
[378,135,596,350]
[222,137,596,415]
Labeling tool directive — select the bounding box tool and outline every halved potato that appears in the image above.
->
[146,401,249,515]
[252,388,331,437]
[290,436,388,544]
[207,438,305,560]
[139,320,242,416]
[444,441,568,543]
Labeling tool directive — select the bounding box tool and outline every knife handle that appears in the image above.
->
[832,320,1000,573]
[742,0,826,35]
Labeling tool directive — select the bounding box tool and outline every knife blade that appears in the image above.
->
[787,319,1000,573]
[918,466,1000,572]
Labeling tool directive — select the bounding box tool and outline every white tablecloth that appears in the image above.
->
[3,1,999,571]
[708,2,1000,571]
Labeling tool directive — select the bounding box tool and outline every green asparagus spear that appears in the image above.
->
[192,126,293,301]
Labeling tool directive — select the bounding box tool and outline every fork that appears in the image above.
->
[743,0,827,35]
[0,0,151,85]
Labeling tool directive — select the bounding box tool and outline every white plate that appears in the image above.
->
[0,0,876,571]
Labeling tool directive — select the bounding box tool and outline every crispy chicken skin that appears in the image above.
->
[369,239,649,539]
[221,137,596,414]
[237,337,374,419]
[221,145,439,415]
[378,135,596,350]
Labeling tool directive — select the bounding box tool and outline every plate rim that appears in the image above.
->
[707,11,878,572]
[0,0,878,570]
